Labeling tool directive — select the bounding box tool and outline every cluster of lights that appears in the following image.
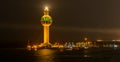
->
[112,40,120,41]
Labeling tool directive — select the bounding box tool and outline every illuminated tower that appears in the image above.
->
[41,7,52,46]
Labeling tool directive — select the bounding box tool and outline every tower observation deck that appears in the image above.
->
[41,7,52,47]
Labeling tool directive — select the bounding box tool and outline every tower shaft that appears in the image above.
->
[43,25,50,44]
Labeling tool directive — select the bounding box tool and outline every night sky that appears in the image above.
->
[0,0,120,42]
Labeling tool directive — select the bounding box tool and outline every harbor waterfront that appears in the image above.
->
[27,38,120,51]
[1,1,120,62]
[27,7,120,51]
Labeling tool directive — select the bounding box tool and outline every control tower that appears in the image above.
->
[41,7,52,47]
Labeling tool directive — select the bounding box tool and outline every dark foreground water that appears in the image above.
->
[0,48,120,62]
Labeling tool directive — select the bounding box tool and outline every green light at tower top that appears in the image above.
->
[41,17,52,21]
[41,7,52,22]
[41,6,52,22]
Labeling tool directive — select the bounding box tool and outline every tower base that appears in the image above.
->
[40,43,52,48]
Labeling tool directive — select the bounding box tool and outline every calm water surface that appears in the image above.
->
[0,48,120,62]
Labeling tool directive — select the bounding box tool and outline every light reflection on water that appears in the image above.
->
[33,49,92,62]
[0,48,119,62]
[35,49,57,62]
[30,48,118,62]
[83,49,91,57]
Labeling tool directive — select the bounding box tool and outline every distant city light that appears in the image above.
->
[112,40,116,41]
[97,40,103,42]
[114,44,118,48]
[112,40,120,42]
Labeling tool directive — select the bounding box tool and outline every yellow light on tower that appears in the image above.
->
[41,6,53,47]
[45,6,49,11]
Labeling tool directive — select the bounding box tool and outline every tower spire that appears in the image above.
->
[44,6,49,15]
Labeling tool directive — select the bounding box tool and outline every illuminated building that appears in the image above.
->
[41,7,52,47]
